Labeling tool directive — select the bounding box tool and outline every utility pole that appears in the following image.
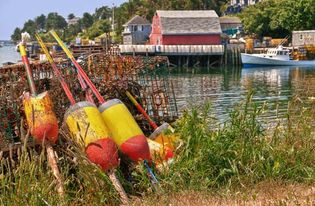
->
[112,3,115,32]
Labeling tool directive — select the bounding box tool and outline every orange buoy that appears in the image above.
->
[99,99,151,162]
[147,139,173,164]
[23,91,58,144]
[65,101,119,171]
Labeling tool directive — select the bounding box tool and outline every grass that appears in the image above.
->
[167,93,314,190]
[0,92,314,205]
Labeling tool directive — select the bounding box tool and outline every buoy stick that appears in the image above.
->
[46,142,65,197]
[35,34,76,105]
[19,44,37,95]
[77,71,94,103]
[36,34,93,104]
[125,91,158,129]
[108,170,129,205]
[19,42,65,198]
[50,30,105,104]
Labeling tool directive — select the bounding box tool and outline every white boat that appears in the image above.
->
[241,46,315,67]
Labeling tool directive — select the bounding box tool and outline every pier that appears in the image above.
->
[119,44,225,67]
[119,44,244,67]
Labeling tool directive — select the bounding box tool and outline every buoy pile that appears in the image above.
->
[17,31,178,203]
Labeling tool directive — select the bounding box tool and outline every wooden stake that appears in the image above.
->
[108,170,129,205]
[46,142,65,198]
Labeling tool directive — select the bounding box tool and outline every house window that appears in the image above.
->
[138,25,143,31]
[133,25,138,32]
[300,34,303,40]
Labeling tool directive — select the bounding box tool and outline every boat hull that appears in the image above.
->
[241,53,315,67]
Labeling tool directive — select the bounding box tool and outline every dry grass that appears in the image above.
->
[133,182,315,206]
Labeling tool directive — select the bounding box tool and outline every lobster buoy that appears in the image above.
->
[65,101,119,171]
[149,122,178,151]
[99,99,151,162]
[23,91,58,144]
[147,139,174,164]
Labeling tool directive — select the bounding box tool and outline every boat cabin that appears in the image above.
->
[262,46,290,61]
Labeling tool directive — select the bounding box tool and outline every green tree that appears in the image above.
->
[22,19,37,37]
[65,23,82,42]
[11,27,22,42]
[86,19,111,39]
[68,13,75,20]
[35,14,46,30]
[94,6,111,20]
[239,0,315,38]
[81,12,94,29]
[45,12,67,30]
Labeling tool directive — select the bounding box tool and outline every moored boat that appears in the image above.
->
[241,46,315,67]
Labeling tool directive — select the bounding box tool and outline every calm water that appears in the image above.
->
[1,47,315,122]
[168,66,315,122]
[0,45,21,66]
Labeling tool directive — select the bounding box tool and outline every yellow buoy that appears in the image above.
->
[147,139,174,165]
[99,99,151,162]
[65,101,119,171]
[23,91,58,144]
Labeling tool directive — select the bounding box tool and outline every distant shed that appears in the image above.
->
[150,10,222,45]
[220,17,242,31]
[122,15,151,45]
[68,17,80,26]
[292,30,315,47]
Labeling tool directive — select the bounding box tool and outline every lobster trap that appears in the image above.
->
[0,54,178,147]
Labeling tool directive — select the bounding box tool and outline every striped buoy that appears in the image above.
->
[99,99,151,162]
[65,101,119,171]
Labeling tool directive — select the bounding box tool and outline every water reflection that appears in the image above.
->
[167,66,315,121]
[0,46,21,66]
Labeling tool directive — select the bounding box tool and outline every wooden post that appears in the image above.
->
[238,47,242,66]
[207,56,210,68]
[236,47,238,66]
[46,143,65,197]
[186,56,189,67]
[232,47,235,66]
[225,44,228,66]
[108,170,129,205]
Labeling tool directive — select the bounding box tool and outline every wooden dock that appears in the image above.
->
[119,44,224,67]
[119,44,224,56]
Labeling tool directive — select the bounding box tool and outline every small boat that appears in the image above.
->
[241,46,315,67]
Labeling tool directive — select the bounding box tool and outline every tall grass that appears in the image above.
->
[160,92,315,192]
[0,92,314,205]
[0,131,121,205]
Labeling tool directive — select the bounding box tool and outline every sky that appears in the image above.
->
[0,0,126,40]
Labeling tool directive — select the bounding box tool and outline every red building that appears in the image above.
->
[149,10,222,45]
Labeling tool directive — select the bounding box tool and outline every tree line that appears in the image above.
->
[11,6,112,42]
[11,0,229,43]
[11,0,315,42]
[239,0,315,38]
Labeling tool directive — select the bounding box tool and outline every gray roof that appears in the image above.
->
[292,30,315,34]
[68,17,81,25]
[124,15,150,26]
[219,17,242,24]
[156,10,222,35]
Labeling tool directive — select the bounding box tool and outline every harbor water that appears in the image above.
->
[1,46,315,124]
[0,45,21,66]
[168,66,315,124]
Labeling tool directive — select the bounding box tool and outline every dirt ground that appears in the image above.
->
[131,182,315,206]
